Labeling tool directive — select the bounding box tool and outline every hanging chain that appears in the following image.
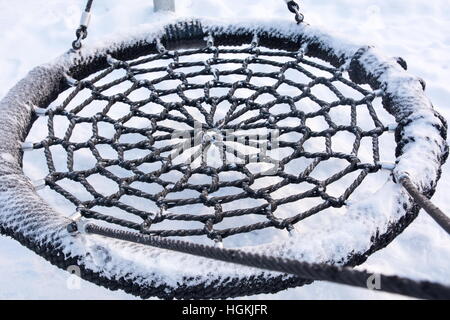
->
[285,0,304,24]
[72,0,94,50]
[71,0,303,50]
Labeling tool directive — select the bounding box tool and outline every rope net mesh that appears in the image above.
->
[23,38,397,247]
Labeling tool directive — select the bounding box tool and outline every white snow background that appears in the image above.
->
[0,0,449,300]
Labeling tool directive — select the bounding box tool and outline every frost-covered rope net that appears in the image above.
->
[8,16,447,299]
[26,38,394,246]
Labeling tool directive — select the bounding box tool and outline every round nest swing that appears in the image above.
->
[0,2,449,300]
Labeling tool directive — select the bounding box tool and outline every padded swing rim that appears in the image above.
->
[0,18,447,299]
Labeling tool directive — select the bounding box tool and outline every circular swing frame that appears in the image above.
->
[0,19,447,299]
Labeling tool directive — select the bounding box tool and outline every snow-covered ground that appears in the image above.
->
[0,0,449,300]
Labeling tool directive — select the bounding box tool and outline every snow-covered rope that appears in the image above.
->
[3,0,447,299]
[84,223,450,300]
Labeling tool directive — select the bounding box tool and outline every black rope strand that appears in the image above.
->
[85,0,94,12]
[401,177,450,235]
[85,223,450,300]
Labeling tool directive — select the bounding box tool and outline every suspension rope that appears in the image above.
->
[84,223,450,300]
[85,0,94,12]
[401,177,450,235]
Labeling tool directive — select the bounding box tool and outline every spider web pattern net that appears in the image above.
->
[24,38,396,246]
